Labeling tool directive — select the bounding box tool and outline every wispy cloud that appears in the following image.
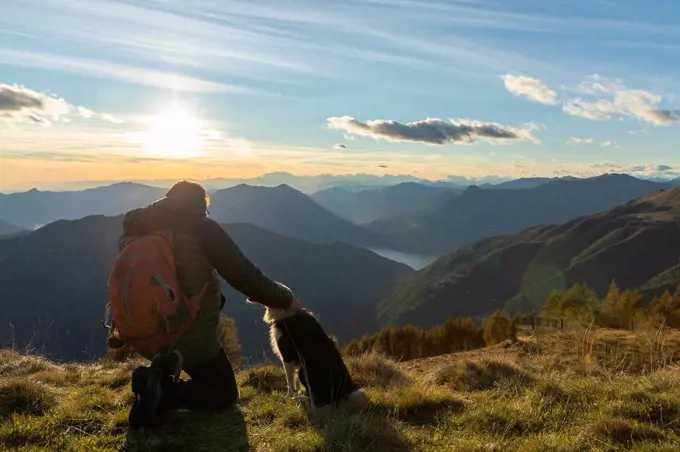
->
[1,150,101,163]
[2,0,677,100]
[568,137,614,147]
[326,116,539,145]
[503,75,557,105]
[505,73,680,126]
[0,49,242,94]
[374,0,680,37]
[0,82,120,125]
[563,74,680,126]
[590,162,679,178]
[0,0,431,85]
[568,137,595,145]
[0,83,65,124]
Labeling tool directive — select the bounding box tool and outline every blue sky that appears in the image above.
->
[0,0,679,190]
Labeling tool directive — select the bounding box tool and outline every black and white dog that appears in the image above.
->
[262,305,363,409]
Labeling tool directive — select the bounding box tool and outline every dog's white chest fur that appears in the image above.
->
[269,324,285,362]
[269,323,300,398]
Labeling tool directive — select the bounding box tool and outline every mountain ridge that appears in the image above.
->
[0,183,166,229]
[209,183,390,247]
[367,173,673,255]
[0,214,412,361]
[0,219,23,236]
[377,185,680,328]
[311,182,461,223]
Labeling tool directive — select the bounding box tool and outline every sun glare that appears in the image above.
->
[142,108,204,158]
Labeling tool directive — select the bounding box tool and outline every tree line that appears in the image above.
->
[539,281,680,330]
[342,282,680,363]
[342,311,518,361]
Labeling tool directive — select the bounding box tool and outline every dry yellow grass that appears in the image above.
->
[2,326,680,451]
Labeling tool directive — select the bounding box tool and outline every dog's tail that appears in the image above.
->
[348,387,366,400]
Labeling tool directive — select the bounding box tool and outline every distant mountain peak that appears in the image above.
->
[593,172,636,180]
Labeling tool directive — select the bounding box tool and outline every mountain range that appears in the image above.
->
[377,186,680,328]
[19,172,457,194]
[208,184,390,247]
[4,172,680,363]
[0,216,411,361]
[0,183,166,230]
[367,174,675,254]
[479,176,582,190]
[0,182,392,248]
[0,220,22,236]
[311,182,462,224]
[1,182,405,248]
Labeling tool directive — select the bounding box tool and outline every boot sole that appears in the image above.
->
[129,367,162,429]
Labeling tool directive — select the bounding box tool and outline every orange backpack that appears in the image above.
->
[105,230,200,352]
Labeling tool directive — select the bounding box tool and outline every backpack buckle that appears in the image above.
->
[151,349,184,383]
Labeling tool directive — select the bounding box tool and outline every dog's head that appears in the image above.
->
[247,281,306,324]
[262,306,291,324]
[246,298,296,324]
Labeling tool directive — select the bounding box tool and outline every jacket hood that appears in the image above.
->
[122,196,206,236]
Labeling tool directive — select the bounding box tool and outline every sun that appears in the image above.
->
[142,108,204,158]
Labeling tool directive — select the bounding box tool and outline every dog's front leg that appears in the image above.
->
[283,361,297,397]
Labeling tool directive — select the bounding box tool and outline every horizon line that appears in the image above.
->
[1,171,677,194]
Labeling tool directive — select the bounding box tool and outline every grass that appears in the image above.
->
[2,327,680,451]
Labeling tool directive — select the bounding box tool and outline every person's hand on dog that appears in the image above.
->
[244,296,303,313]
[287,298,304,313]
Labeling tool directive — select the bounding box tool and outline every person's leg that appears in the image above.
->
[164,347,239,411]
[129,365,164,429]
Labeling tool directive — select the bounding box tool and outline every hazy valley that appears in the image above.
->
[2,173,679,364]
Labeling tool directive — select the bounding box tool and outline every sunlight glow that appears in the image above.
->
[142,108,204,158]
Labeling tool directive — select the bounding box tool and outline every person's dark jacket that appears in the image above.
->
[121,196,294,365]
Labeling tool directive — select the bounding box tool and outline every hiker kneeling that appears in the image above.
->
[104,181,302,429]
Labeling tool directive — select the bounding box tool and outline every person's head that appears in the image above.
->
[165,180,210,215]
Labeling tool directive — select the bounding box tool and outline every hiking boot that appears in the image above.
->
[129,366,163,429]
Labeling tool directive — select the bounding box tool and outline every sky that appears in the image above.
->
[1,0,679,191]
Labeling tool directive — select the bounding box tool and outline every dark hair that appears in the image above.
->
[166,180,210,211]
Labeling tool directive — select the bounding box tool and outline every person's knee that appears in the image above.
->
[216,386,239,409]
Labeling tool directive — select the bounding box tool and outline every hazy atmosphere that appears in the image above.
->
[4,2,680,451]
[2,0,679,191]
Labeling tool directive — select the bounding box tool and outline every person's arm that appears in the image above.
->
[200,219,295,309]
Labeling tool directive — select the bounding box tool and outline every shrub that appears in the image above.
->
[423,358,533,392]
[591,418,665,447]
[0,379,56,418]
[345,353,411,388]
[343,317,484,362]
[482,311,517,345]
[218,316,243,369]
[239,365,287,393]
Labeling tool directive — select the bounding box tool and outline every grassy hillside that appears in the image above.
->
[378,187,680,327]
[3,326,680,451]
